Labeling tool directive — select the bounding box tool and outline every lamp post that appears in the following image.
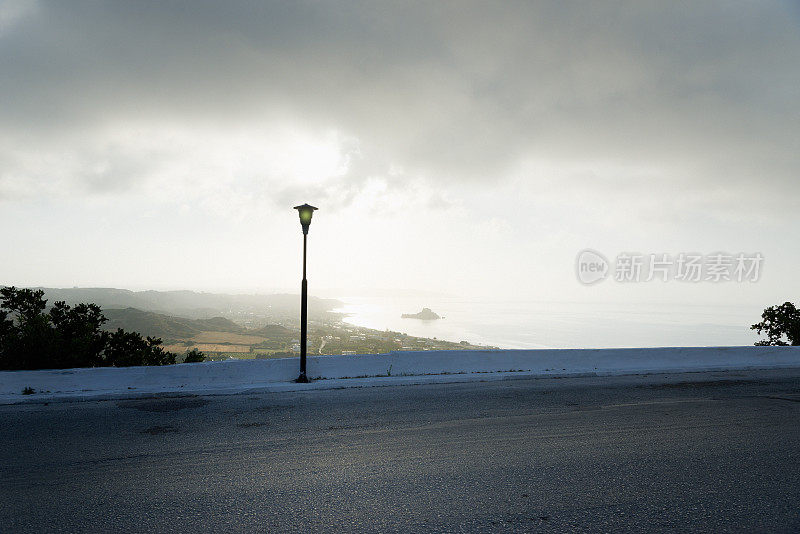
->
[293,203,317,383]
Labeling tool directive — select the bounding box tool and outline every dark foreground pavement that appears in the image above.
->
[2,369,800,533]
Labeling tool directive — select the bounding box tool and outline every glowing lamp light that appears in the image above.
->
[294,203,317,235]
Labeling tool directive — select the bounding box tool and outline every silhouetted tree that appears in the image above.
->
[751,302,800,346]
[104,329,176,367]
[50,301,108,368]
[0,287,58,369]
[0,286,177,370]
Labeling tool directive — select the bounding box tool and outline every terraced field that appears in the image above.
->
[191,331,267,345]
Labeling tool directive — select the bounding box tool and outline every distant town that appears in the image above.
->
[163,309,494,361]
[178,324,490,361]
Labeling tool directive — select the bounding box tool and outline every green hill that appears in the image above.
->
[102,308,244,341]
[250,323,293,338]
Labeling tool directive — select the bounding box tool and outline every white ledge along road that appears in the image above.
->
[2,346,799,403]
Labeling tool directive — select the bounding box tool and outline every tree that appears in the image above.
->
[50,301,108,368]
[751,302,800,346]
[0,286,177,370]
[0,287,58,370]
[183,348,206,363]
[104,329,176,367]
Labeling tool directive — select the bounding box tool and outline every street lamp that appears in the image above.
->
[293,203,317,383]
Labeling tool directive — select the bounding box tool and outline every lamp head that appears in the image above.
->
[293,203,318,234]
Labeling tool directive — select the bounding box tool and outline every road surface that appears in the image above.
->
[2,369,800,532]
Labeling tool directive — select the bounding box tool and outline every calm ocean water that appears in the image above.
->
[332,297,761,349]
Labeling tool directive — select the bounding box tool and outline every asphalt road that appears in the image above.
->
[2,370,800,533]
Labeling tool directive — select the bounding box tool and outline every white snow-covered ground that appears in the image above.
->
[2,346,800,403]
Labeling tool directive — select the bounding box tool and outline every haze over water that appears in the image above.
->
[335,297,760,350]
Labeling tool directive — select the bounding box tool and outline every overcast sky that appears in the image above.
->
[1,0,798,305]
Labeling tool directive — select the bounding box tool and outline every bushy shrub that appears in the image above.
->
[183,348,206,363]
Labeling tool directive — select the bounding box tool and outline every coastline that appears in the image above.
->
[331,296,763,350]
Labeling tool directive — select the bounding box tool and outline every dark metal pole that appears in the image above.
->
[298,232,309,382]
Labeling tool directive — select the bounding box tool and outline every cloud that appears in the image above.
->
[0,0,37,36]
[1,1,796,202]
[0,1,798,296]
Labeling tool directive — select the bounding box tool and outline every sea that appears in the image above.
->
[332,296,761,349]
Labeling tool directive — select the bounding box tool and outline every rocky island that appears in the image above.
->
[401,307,441,320]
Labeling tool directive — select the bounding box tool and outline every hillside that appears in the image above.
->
[33,287,342,319]
[102,308,244,341]
[250,324,293,337]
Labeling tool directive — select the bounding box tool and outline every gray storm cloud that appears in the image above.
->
[0,0,798,211]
